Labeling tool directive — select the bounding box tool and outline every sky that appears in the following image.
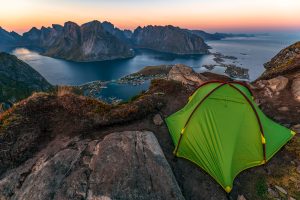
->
[0,0,299,34]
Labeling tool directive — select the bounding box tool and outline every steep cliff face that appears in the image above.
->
[260,42,300,79]
[22,21,134,62]
[132,25,209,54]
[0,52,52,103]
[78,20,133,61]
[42,21,82,60]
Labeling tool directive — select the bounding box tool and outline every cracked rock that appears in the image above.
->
[0,131,184,200]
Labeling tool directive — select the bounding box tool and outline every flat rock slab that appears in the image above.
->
[0,131,184,200]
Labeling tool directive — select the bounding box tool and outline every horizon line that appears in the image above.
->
[2,19,300,35]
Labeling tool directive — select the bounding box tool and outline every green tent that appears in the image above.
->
[165,81,296,193]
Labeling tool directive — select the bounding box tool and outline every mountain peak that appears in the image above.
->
[27,27,40,33]
[52,24,63,31]
[64,21,79,28]
[82,20,102,27]
[41,26,48,30]
[90,20,101,24]
[102,21,114,27]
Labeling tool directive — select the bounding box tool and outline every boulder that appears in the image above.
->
[0,131,184,200]
[168,64,207,86]
[237,195,247,200]
[88,131,184,200]
[291,76,300,102]
[153,114,164,126]
[267,76,289,92]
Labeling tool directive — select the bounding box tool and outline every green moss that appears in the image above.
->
[256,177,268,198]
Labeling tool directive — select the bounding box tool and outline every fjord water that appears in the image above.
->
[8,32,300,100]
[11,48,214,85]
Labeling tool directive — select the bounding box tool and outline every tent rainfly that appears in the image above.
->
[166,81,296,193]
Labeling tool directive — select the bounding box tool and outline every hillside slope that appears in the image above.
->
[0,52,52,103]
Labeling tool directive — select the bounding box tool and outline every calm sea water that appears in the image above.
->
[10,48,215,85]
[207,32,300,79]
[3,32,300,101]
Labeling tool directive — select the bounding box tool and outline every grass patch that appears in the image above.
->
[54,85,83,96]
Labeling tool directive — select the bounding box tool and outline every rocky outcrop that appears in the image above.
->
[0,79,184,175]
[266,76,289,92]
[168,64,207,86]
[255,76,289,98]
[291,75,300,102]
[132,25,209,54]
[260,42,300,79]
[0,131,184,200]
[0,52,52,103]
[22,21,134,62]
[253,41,300,125]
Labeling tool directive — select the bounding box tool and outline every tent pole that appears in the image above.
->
[173,83,226,156]
[227,83,267,162]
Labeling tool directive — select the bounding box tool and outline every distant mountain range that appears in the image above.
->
[0,20,255,62]
[0,27,22,47]
[132,25,208,54]
[188,30,255,41]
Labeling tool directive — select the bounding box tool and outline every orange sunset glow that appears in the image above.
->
[1,0,300,33]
